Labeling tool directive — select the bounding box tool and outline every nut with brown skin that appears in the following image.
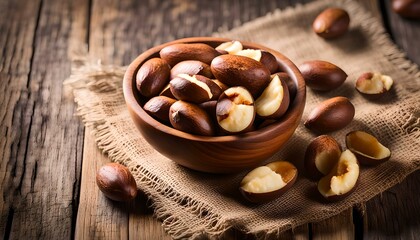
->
[299,60,347,91]
[143,96,177,124]
[260,51,279,74]
[255,75,290,119]
[216,87,255,134]
[313,8,350,39]
[346,131,391,166]
[96,163,138,202]
[355,72,393,99]
[240,161,298,203]
[318,150,359,201]
[170,60,213,80]
[160,43,220,66]
[392,0,420,19]
[304,135,342,181]
[169,100,215,136]
[169,74,213,103]
[304,96,355,133]
[211,54,271,98]
[136,58,171,98]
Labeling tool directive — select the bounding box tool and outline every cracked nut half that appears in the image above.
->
[240,161,298,203]
[255,75,290,119]
[318,150,359,201]
[215,40,243,54]
[170,74,213,103]
[346,131,391,165]
[304,135,342,181]
[96,163,138,202]
[216,87,255,134]
[355,72,393,99]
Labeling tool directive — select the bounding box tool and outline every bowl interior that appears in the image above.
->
[123,37,306,143]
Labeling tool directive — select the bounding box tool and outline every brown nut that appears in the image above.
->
[355,72,393,99]
[313,8,350,39]
[234,49,278,74]
[216,87,255,134]
[260,51,279,74]
[299,60,347,91]
[211,54,271,98]
[170,74,213,103]
[170,60,213,80]
[318,150,359,201]
[304,96,355,133]
[96,163,138,202]
[169,100,215,136]
[346,131,391,166]
[136,58,170,98]
[160,43,220,66]
[198,100,217,123]
[255,75,290,119]
[240,161,298,203]
[304,135,342,181]
[392,0,420,19]
[272,72,297,102]
[143,96,177,124]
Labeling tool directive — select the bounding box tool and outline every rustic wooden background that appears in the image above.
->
[1,0,419,239]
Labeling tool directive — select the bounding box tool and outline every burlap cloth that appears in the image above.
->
[65,0,420,238]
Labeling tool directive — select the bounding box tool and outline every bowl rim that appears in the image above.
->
[123,37,306,143]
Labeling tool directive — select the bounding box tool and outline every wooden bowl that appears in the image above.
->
[123,37,306,173]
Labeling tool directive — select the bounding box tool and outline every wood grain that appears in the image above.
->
[0,0,86,238]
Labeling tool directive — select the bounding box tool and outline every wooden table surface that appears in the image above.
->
[1,0,419,239]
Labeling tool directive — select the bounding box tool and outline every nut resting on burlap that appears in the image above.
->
[64,0,420,238]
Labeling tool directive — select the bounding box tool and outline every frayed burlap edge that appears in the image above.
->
[64,0,420,238]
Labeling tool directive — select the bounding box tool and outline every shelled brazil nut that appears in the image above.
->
[136,40,294,137]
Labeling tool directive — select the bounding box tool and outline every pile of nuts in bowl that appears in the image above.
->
[137,40,293,136]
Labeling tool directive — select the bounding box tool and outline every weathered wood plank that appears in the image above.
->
[0,0,87,238]
[0,0,41,238]
[0,0,42,236]
[363,171,420,239]
[311,209,354,240]
[75,132,129,239]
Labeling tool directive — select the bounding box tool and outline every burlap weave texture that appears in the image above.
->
[65,0,420,238]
